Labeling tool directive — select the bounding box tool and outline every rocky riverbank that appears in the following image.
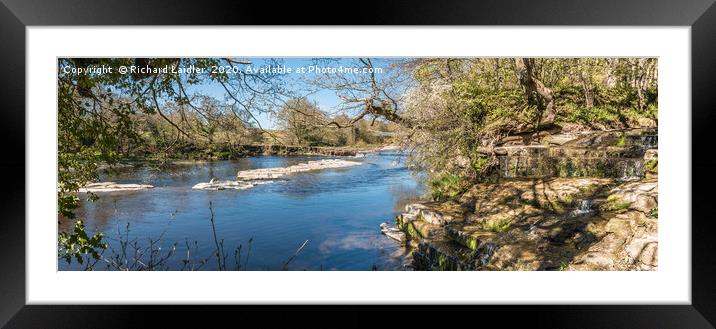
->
[382,128,658,271]
[390,177,657,271]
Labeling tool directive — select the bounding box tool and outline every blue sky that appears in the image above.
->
[185,58,399,129]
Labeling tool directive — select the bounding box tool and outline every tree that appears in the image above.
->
[514,58,557,130]
[274,98,328,145]
[57,57,285,264]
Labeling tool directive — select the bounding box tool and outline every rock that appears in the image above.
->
[643,149,658,161]
[192,180,272,191]
[626,238,658,266]
[605,214,636,233]
[237,159,361,180]
[404,203,428,214]
[408,220,437,239]
[572,252,615,269]
[637,117,657,128]
[419,209,454,225]
[399,212,419,224]
[78,182,153,193]
[544,133,581,145]
[637,183,657,191]
[380,222,405,243]
[609,181,658,213]
[405,175,658,271]
[412,238,478,271]
[444,225,494,250]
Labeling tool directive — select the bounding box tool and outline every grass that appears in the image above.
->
[430,174,464,202]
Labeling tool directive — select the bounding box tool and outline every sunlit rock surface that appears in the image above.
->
[384,127,658,271]
[193,159,362,191]
[78,182,153,193]
[192,179,271,191]
[236,159,362,180]
[391,177,659,271]
[380,222,405,243]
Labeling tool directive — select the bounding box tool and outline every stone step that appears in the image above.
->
[565,132,657,149]
[401,219,440,240]
[444,225,496,250]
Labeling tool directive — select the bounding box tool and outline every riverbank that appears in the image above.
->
[97,143,393,170]
[383,128,658,271]
[392,177,657,271]
[167,143,391,160]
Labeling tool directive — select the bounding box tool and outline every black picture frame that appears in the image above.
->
[1,0,714,327]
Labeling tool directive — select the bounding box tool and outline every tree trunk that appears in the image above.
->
[514,58,557,130]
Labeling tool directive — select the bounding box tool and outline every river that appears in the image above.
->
[59,151,425,270]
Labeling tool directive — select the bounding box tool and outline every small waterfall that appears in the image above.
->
[477,243,497,267]
[570,199,594,217]
[617,159,644,181]
[630,135,658,149]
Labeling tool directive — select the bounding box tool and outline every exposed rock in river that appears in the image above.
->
[191,180,271,191]
[192,159,362,190]
[78,182,153,193]
[236,159,362,180]
[380,222,405,243]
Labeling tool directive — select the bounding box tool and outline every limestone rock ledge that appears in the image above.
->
[237,159,362,180]
[193,159,362,191]
[78,182,153,193]
[192,180,271,191]
[386,177,658,271]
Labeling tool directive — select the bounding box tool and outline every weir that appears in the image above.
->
[496,128,656,179]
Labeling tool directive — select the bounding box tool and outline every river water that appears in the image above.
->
[59,151,425,271]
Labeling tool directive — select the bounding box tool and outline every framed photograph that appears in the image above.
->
[2,0,715,327]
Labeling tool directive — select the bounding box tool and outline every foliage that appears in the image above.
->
[430,174,465,201]
[58,220,108,265]
[274,98,330,145]
[401,58,658,198]
[616,134,627,147]
[56,57,660,265]
[57,58,285,263]
[274,98,397,147]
